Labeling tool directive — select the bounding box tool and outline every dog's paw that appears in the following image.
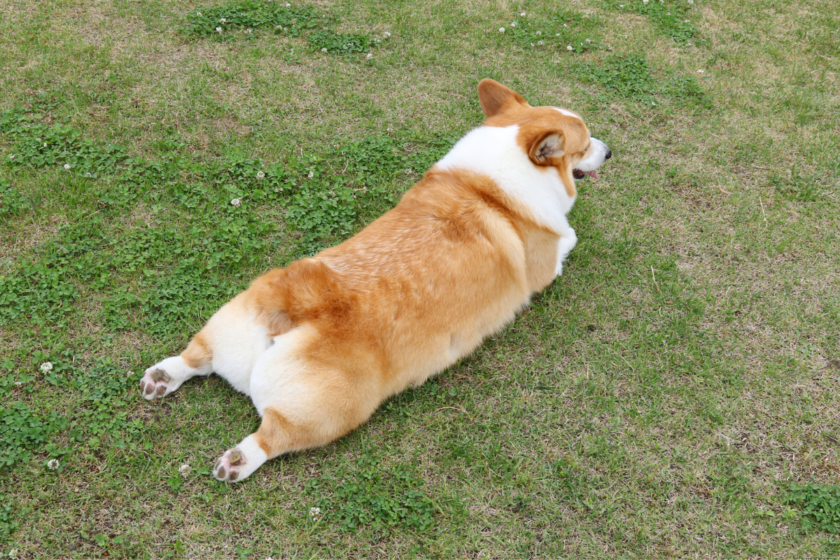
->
[140,367,172,400]
[213,448,248,483]
[212,436,268,483]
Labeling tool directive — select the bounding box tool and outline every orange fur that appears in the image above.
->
[167,80,606,479]
[181,332,212,370]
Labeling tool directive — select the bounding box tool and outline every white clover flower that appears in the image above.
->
[307,170,314,178]
[43,143,47,147]
[197,11,202,16]
[9,549,18,558]
[620,3,624,6]
[63,163,71,170]
[511,21,516,27]
[40,362,53,373]
[499,27,505,33]
[365,53,373,59]
[530,43,535,46]
[8,154,14,159]
[220,18,226,23]
[47,459,60,470]
[697,69,705,73]
[688,0,694,3]
[667,11,671,15]
[537,40,544,45]
[179,464,190,477]
[520,11,526,16]
[563,23,567,27]
[567,45,574,51]
[309,506,322,520]
[36,137,41,141]
[286,2,291,5]
[127,370,134,377]
[643,0,649,4]
[246,28,252,34]
[586,38,591,43]
[14,381,21,387]
[384,31,391,38]
[321,47,327,52]
[536,31,541,36]
[216,26,222,33]
[256,171,265,179]
[231,198,241,207]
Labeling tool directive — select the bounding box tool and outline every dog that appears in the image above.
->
[140,80,611,482]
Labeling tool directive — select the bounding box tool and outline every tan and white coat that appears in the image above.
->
[140,80,611,482]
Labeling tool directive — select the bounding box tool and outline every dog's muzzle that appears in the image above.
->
[573,138,611,180]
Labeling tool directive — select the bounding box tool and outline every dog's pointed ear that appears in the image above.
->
[478,79,528,117]
[529,131,565,165]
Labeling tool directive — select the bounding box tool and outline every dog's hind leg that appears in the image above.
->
[141,292,285,400]
[140,331,214,400]
[212,327,381,482]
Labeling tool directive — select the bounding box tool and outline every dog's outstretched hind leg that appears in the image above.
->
[140,332,213,400]
[212,408,296,482]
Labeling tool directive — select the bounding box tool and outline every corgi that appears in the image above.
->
[140,80,611,482]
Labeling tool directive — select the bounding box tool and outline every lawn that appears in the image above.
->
[1,0,838,557]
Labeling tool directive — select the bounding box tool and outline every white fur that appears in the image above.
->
[213,434,268,482]
[555,227,578,276]
[202,295,273,395]
[436,125,575,236]
[555,108,580,119]
[248,326,314,419]
[577,137,610,173]
[141,355,209,400]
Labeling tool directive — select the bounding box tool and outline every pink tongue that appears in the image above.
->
[586,170,598,180]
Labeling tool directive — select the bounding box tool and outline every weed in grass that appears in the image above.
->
[182,1,386,57]
[306,454,436,533]
[772,169,823,203]
[785,483,840,534]
[307,30,380,54]
[605,0,701,44]
[576,54,709,108]
[183,2,328,40]
[0,177,29,217]
[502,10,602,54]
[0,403,68,468]
[0,500,18,542]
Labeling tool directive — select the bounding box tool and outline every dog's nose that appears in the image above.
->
[605,148,612,160]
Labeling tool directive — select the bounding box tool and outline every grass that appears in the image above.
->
[0,0,839,557]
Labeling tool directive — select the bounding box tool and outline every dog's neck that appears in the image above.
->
[435,125,576,235]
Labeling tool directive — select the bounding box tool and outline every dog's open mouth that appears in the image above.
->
[573,169,598,180]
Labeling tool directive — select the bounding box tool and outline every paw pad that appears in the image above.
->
[140,368,172,400]
[213,448,247,483]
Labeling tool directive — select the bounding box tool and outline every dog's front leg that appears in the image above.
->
[554,227,577,276]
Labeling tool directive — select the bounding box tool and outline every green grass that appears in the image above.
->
[1,0,839,557]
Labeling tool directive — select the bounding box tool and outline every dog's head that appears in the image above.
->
[477,79,611,198]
